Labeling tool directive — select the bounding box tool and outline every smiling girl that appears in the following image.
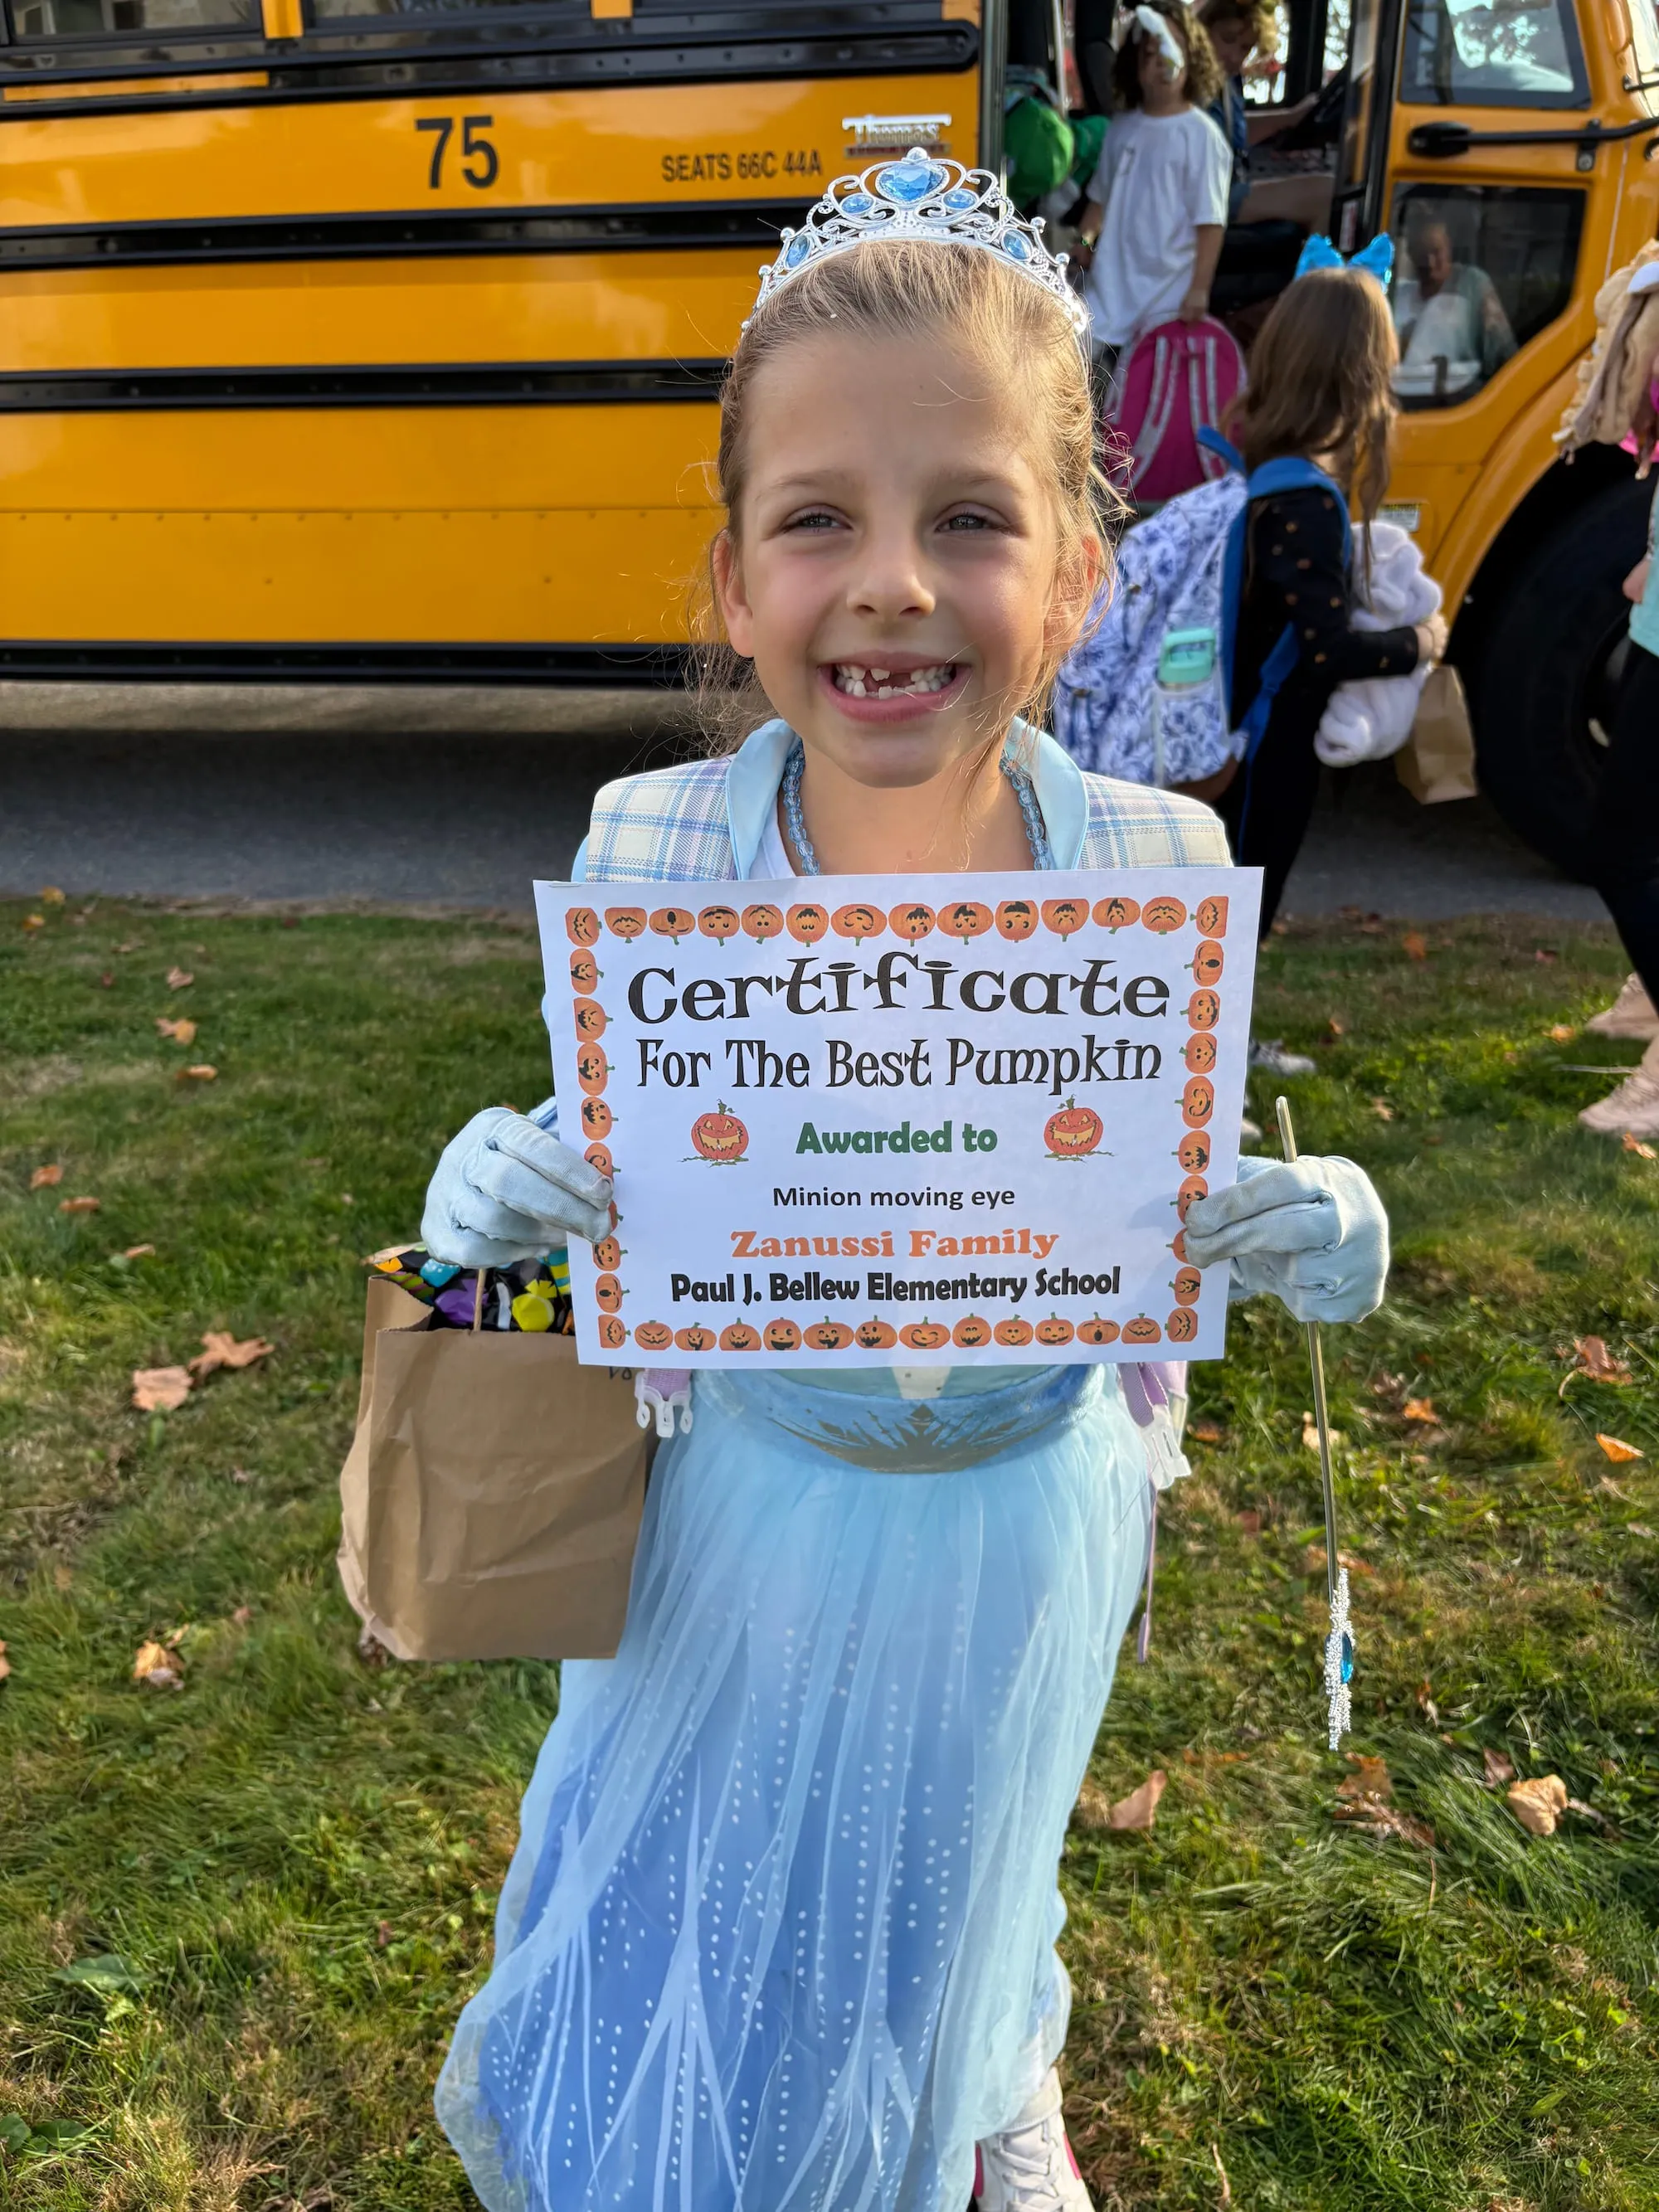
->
[422,155,1390,2212]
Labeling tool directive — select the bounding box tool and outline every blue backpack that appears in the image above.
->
[1053,438,1346,786]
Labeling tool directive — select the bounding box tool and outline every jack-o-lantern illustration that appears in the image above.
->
[597,1314,626,1351]
[1176,1174,1208,1222]
[787,902,830,944]
[633,1319,673,1352]
[650,906,696,945]
[698,904,740,941]
[1191,940,1225,986]
[1165,1307,1199,1344]
[1195,895,1228,938]
[1045,1098,1104,1158]
[764,1317,802,1352]
[996,899,1038,940]
[585,1141,614,1179]
[889,902,936,941]
[1177,1130,1209,1174]
[941,900,992,941]
[719,1320,761,1352]
[901,1318,951,1351]
[1040,896,1087,939]
[690,1103,748,1163]
[567,907,601,946]
[1170,1228,1188,1262]
[1182,1076,1215,1128]
[581,1096,614,1140]
[1142,895,1188,935]
[952,1314,992,1348]
[855,1317,898,1349]
[1173,1265,1203,1305]
[1094,896,1140,931]
[592,1235,622,1271]
[994,1316,1034,1346]
[604,907,645,941]
[807,1317,853,1351]
[1077,1315,1120,1347]
[832,902,884,945]
[569,950,600,991]
[742,903,784,941]
[675,1323,715,1352]
[574,998,607,1042]
[1188,989,1222,1031]
[1184,1033,1217,1075]
[577,1044,608,1095]
[1122,1315,1161,1345]
[594,1273,624,1312]
[1034,1315,1075,1347]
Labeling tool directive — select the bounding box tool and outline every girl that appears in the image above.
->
[421,154,1390,2212]
[1218,262,1448,937]
[1074,2,1230,377]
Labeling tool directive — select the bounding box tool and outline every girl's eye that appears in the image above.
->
[940,510,1002,534]
[785,509,844,532]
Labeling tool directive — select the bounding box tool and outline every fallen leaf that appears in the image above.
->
[1623,1132,1657,1159]
[155,1016,197,1045]
[39,885,64,906]
[58,1195,100,1214]
[114,940,139,954]
[1482,1748,1516,1788]
[1188,1418,1224,1444]
[1535,947,1558,964]
[1508,1774,1569,1836]
[1597,1434,1645,1463]
[1550,1023,1576,1042]
[1416,1679,1439,1724]
[0,1641,9,1684]
[178,1064,218,1083]
[189,1330,274,1380]
[132,1639,182,1688]
[232,1605,253,1626]
[1337,1755,1393,1804]
[1301,1413,1347,1452]
[1327,1016,1346,1038]
[1627,1521,1656,1538]
[120,1243,155,1261]
[1564,1796,1608,1826]
[131,1365,192,1412]
[1107,1770,1167,1830]
[29,1163,63,1189]
[1402,931,1428,962]
[98,971,114,988]
[21,913,45,932]
[1303,1545,1373,1577]
[1402,1398,1440,1424]
[165,965,194,990]
[229,1465,252,1484]
[1370,1096,1394,1121]
[52,1564,71,1590]
[1234,1509,1262,1534]
[1567,1336,1632,1387]
[357,1621,391,1668]
[377,1920,393,1949]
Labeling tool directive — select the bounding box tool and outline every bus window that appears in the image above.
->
[1400,0,1588,106]
[8,0,255,32]
[1389,182,1583,405]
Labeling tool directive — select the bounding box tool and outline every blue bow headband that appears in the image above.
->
[1295,232,1394,288]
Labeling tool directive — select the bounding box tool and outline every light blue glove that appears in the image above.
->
[1182,1155,1389,1324]
[421,1096,612,1265]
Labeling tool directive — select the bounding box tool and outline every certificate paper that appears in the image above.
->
[538,869,1260,1368]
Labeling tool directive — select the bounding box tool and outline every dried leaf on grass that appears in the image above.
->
[1508,1775,1569,1835]
[1597,1434,1645,1463]
[155,1016,197,1045]
[1550,1023,1576,1043]
[0,1641,9,1685]
[131,1366,192,1412]
[1402,1397,1441,1424]
[119,1243,155,1261]
[1402,931,1428,962]
[1563,1336,1632,1390]
[1234,1509,1262,1534]
[1336,1755,1393,1805]
[1073,1770,1167,1833]
[164,965,194,990]
[132,1640,182,1689]
[1188,1418,1225,1444]
[57,1195,99,1214]
[189,1330,274,1380]
[1335,1755,1435,1846]
[1302,1545,1374,1578]
[1370,1097,1395,1121]
[28,1163,62,1189]
[1623,1132,1657,1159]
[1301,1412,1348,1452]
[39,885,64,906]
[1482,1748,1516,1788]
[21,913,45,932]
[177,1063,218,1083]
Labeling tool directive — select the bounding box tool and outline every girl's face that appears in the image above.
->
[1207,17,1254,75]
[714,330,1090,791]
[1137,34,1186,105]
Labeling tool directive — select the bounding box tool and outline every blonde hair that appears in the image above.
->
[696,240,1121,751]
[1228,267,1399,524]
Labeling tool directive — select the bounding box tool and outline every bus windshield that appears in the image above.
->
[1400,0,1588,107]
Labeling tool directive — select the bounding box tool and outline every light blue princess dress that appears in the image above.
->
[435,722,1232,2212]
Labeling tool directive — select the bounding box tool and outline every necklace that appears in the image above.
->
[780,737,1053,876]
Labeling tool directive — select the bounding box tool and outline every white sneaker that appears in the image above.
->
[1579,1035,1659,1139]
[1584,974,1659,1041]
[973,2070,1094,2211]
[1248,1038,1316,1077]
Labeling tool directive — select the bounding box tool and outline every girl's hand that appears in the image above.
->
[1624,556,1651,605]
[1415,612,1448,664]
[422,1105,613,1266]
[1178,284,1211,324]
[1182,1156,1389,1324]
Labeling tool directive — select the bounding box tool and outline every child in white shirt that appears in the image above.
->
[1077,2,1231,363]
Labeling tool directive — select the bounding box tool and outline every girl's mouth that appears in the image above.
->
[818,660,969,722]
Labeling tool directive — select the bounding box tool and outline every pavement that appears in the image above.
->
[0,683,1608,921]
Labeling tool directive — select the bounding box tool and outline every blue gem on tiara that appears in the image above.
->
[745,145,1091,343]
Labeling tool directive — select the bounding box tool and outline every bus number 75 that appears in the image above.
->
[416,116,499,191]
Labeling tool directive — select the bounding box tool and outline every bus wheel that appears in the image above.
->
[1472,478,1648,881]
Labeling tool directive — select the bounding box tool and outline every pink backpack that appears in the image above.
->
[1107,318,1247,504]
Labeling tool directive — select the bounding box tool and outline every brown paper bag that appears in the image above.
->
[338,1278,649,1662]
[1396,665,1478,804]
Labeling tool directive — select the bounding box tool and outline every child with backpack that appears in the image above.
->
[1217,253,1447,938]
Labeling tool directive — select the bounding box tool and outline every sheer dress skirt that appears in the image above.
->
[435,1364,1153,2212]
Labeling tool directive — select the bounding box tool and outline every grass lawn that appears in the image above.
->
[1,892,1656,2211]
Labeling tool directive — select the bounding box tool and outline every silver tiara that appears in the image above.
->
[748,148,1091,343]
